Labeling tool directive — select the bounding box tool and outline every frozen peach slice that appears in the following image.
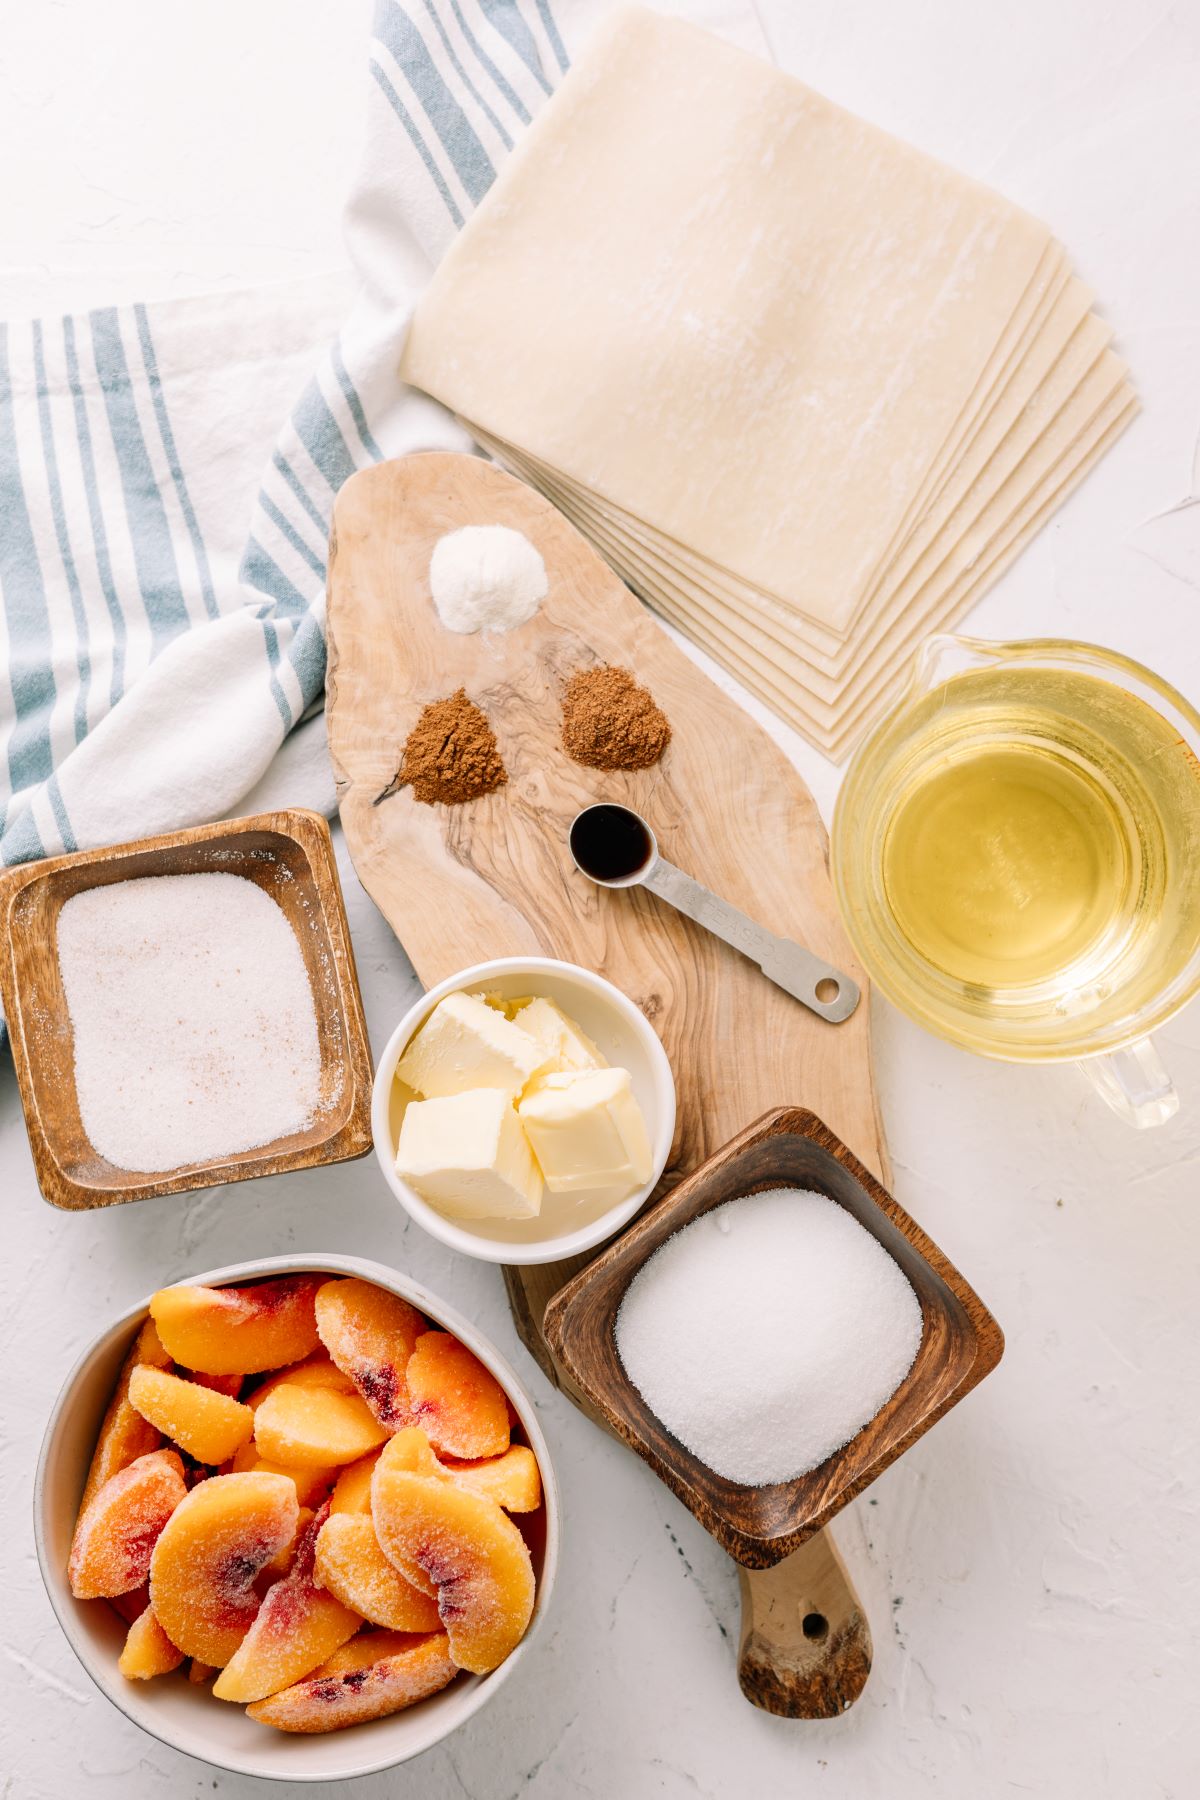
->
[372,1469,535,1673]
[150,1277,323,1375]
[374,1422,540,1515]
[361,1418,539,1504]
[212,1505,361,1703]
[128,1365,255,1466]
[80,1319,173,1512]
[375,1429,540,1518]
[375,1425,442,1477]
[118,1606,185,1680]
[328,1449,383,1515]
[442,1445,542,1513]
[373,1425,444,1482]
[245,1353,356,1412]
[315,1513,441,1633]
[109,1583,151,1626]
[188,1659,216,1685]
[314,1279,426,1429]
[149,1471,299,1666]
[254,1383,389,1470]
[187,1370,244,1399]
[69,1449,187,1600]
[247,1629,456,1734]
[262,1506,315,1581]
[406,1332,510,1459]
[367,1432,442,1597]
[226,1443,338,1509]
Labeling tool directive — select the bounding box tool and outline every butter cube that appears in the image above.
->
[395,1089,543,1221]
[518,1067,652,1198]
[514,996,606,1075]
[396,991,552,1099]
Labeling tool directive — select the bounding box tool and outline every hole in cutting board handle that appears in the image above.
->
[802,1611,829,1641]
[814,979,840,1004]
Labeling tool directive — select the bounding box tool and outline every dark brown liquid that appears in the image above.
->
[570,805,653,882]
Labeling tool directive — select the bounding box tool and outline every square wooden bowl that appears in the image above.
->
[0,809,374,1209]
[543,1107,1003,1568]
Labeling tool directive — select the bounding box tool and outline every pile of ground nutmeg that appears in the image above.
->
[395,688,507,806]
[561,665,672,771]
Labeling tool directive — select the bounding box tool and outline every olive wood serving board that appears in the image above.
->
[326,451,889,1717]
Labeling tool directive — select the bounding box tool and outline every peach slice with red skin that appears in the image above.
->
[370,1427,542,1586]
[315,1513,442,1633]
[371,1466,535,1673]
[108,1582,151,1626]
[246,1629,456,1733]
[118,1606,185,1680]
[69,1449,187,1600]
[367,1433,441,1596]
[315,1279,426,1429]
[253,1383,389,1470]
[149,1471,299,1666]
[128,1365,255,1466]
[212,1504,362,1703]
[79,1320,173,1512]
[150,1277,323,1376]
[405,1332,510,1459]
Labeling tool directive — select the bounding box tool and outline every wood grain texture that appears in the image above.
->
[325,453,897,1721]
[325,452,889,1355]
[738,1529,873,1718]
[0,810,374,1210]
[543,1108,1004,1568]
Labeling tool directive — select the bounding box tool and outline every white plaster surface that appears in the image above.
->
[2,2,1199,1796]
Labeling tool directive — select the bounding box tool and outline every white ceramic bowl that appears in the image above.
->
[372,958,677,1265]
[34,1254,560,1784]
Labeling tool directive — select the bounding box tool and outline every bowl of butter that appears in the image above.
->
[372,958,676,1264]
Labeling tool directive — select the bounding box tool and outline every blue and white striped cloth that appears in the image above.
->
[0,0,764,870]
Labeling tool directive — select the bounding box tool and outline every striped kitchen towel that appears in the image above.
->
[0,0,765,872]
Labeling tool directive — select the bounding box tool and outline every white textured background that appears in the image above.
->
[2,3,1199,1796]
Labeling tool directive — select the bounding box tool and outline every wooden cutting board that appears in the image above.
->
[326,452,888,1716]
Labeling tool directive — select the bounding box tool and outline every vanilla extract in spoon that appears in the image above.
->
[569,804,654,885]
[568,804,859,1024]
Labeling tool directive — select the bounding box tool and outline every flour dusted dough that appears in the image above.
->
[402,5,1052,634]
[475,373,1133,737]
[503,254,1085,672]
[402,3,1134,756]
[469,288,1119,695]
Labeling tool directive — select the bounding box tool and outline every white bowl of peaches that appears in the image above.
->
[35,1255,559,1782]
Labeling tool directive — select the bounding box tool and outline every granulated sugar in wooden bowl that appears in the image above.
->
[0,810,374,1209]
[544,1106,1003,1568]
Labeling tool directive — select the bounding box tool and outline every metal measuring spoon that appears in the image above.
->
[568,804,860,1024]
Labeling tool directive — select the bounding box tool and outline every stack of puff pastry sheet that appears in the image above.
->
[400,5,1136,759]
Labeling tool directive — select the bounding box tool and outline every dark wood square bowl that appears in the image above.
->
[0,809,374,1210]
[544,1107,1003,1568]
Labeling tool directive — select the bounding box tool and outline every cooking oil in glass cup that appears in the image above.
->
[832,637,1200,1126]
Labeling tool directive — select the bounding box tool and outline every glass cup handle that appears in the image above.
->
[1077,1037,1179,1129]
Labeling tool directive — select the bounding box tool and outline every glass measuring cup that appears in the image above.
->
[832,636,1200,1126]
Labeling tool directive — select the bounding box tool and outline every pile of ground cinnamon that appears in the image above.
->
[395,688,507,806]
[561,665,672,770]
